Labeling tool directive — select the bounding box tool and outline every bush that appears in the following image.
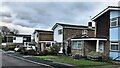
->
[20,47,37,55]
[43,49,48,55]
[2,44,16,51]
[87,51,102,61]
[45,44,59,55]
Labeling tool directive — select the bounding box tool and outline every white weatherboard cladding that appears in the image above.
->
[110,11,120,19]
[54,25,63,42]
[35,32,39,43]
[13,37,23,43]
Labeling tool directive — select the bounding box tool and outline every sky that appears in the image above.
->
[0,1,119,34]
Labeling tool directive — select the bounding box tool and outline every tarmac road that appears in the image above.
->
[2,53,51,68]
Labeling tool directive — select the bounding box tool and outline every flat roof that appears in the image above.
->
[71,37,107,41]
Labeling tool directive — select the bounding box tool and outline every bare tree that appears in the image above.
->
[1,26,10,35]
[12,29,19,34]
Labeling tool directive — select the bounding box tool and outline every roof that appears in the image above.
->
[71,37,107,41]
[92,6,120,21]
[72,37,107,39]
[14,34,31,37]
[33,30,53,34]
[52,23,94,30]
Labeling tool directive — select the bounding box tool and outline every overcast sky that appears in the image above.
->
[0,1,119,34]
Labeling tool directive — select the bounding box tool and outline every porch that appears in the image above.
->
[71,38,107,56]
[37,41,54,52]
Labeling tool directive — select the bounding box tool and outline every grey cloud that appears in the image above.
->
[2,2,108,29]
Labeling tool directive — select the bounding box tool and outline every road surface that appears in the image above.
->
[2,53,51,68]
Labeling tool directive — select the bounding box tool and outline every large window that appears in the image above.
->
[110,18,118,27]
[72,41,82,49]
[111,42,119,51]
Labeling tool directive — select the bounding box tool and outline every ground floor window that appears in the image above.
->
[72,41,82,49]
[110,42,119,51]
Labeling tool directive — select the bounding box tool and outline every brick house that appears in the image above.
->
[32,30,54,52]
[71,6,120,60]
[52,23,95,53]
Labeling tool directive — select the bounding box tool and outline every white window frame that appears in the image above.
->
[82,30,88,35]
[110,18,118,27]
[58,29,63,35]
[110,42,119,51]
[72,41,82,49]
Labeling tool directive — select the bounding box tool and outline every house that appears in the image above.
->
[71,6,120,60]
[1,33,14,46]
[92,6,120,60]
[52,23,95,53]
[32,30,54,52]
[13,34,31,47]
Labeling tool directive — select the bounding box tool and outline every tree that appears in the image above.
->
[1,26,10,35]
[12,29,19,34]
[67,46,71,55]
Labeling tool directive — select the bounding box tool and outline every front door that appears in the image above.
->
[99,42,104,53]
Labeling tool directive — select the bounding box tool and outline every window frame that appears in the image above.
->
[110,42,119,51]
[58,29,63,35]
[72,41,82,49]
[110,17,118,27]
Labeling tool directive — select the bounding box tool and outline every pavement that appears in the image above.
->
[1,50,120,68]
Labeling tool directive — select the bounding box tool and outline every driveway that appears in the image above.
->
[2,53,51,68]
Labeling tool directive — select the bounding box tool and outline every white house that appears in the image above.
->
[13,34,31,46]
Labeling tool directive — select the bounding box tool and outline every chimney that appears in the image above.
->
[88,22,92,28]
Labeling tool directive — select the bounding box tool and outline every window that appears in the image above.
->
[72,41,82,49]
[111,42,119,51]
[110,18,118,27]
[118,17,120,26]
[58,29,62,35]
[23,38,27,40]
[46,42,51,47]
[82,30,88,35]
[13,37,16,40]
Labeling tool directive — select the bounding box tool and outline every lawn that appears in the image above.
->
[34,55,110,67]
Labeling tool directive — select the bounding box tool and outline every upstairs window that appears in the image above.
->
[110,18,118,27]
[82,30,88,35]
[58,29,63,35]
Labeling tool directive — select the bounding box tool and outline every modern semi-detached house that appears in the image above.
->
[52,23,95,53]
[32,30,54,52]
[92,6,120,60]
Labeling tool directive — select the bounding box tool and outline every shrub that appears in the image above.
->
[27,49,36,55]
[46,44,59,55]
[87,51,102,61]
[20,47,36,55]
[43,49,49,55]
